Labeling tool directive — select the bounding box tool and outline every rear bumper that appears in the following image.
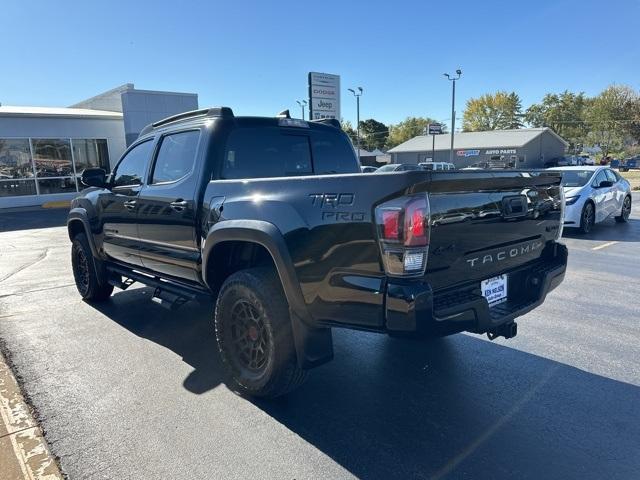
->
[385,243,567,336]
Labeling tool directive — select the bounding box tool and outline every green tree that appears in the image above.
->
[340,119,357,144]
[462,91,523,131]
[525,91,589,151]
[358,118,389,151]
[386,116,443,148]
[585,85,639,156]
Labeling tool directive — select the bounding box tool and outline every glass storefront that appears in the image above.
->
[0,138,109,197]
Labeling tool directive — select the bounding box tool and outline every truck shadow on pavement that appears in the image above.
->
[255,332,640,480]
[94,289,640,480]
[93,287,226,394]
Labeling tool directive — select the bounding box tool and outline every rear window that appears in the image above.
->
[220,126,357,179]
[310,130,358,174]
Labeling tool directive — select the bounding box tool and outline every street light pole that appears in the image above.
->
[296,100,307,120]
[348,87,364,155]
[444,69,462,164]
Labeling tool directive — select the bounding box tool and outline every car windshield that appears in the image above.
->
[552,169,594,187]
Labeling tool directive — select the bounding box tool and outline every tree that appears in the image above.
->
[358,118,388,151]
[585,85,639,157]
[340,119,357,144]
[462,91,523,131]
[622,90,640,143]
[525,91,589,152]
[386,116,443,149]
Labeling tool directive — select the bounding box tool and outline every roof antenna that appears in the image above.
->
[276,109,291,119]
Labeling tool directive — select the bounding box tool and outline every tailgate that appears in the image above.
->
[418,171,563,291]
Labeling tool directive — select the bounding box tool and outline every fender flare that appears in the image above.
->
[67,208,100,258]
[202,220,333,369]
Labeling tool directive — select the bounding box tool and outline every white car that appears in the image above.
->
[549,166,632,233]
[419,162,456,171]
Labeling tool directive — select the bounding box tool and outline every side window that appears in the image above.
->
[604,169,617,183]
[310,130,359,174]
[151,130,200,184]
[113,140,154,187]
[222,128,311,179]
[592,170,608,187]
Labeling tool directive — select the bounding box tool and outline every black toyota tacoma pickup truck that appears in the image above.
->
[67,107,567,397]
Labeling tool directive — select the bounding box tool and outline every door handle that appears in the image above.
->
[170,200,188,211]
[124,200,137,210]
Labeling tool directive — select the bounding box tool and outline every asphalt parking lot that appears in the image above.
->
[1,199,639,480]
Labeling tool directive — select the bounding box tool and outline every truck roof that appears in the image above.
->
[138,107,341,138]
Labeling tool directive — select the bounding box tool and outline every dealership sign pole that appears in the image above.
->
[428,123,443,162]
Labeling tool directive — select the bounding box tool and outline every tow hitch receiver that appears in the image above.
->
[487,322,518,340]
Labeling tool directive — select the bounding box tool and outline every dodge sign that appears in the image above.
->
[308,72,341,120]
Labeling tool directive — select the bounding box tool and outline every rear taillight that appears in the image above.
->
[405,198,428,246]
[382,210,401,240]
[375,195,430,277]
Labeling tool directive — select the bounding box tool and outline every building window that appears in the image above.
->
[72,139,110,173]
[31,139,74,177]
[0,137,111,198]
[0,179,37,197]
[37,177,78,194]
[0,139,36,197]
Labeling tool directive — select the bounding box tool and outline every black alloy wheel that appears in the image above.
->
[616,196,632,223]
[229,299,271,374]
[72,242,91,296]
[580,202,595,234]
[70,233,114,301]
[214,268,307,397]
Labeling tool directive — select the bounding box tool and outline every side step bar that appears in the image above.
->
[106,265,208,310]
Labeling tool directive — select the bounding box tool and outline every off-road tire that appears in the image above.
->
[214,267,307,398]
[579,201,595,234]
[71,233,114,301]
[615,196,632,223]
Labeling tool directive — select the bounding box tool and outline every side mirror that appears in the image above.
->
[81,168,108,188]
[598,180,614,188]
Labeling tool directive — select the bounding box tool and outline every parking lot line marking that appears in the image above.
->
[592,241,619,251]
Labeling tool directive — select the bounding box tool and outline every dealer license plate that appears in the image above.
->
[481,274,508,306]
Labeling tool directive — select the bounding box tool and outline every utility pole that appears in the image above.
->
[348,87,364,155]
[296,100,307,120]
[444,69,462,164]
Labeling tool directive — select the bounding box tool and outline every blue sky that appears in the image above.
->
[2,0,639,126]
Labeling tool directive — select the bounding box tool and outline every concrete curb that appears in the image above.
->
[0,353,63,480]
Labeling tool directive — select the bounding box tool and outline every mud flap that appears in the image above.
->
[290,310,334,369]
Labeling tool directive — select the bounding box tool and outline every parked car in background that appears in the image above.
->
[558,156,583,166]
[374,163,422,172]
[461,159,516,170]
[361,166,378,173]
[619,157,639,172]
[579,154,595,165]
[549,166,632,234]
[419,162,455,171]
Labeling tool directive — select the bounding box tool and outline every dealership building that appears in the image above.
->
[0,84,197,208]
[387,128,568,169]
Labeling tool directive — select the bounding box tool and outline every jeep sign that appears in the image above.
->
[308,72,341,120]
